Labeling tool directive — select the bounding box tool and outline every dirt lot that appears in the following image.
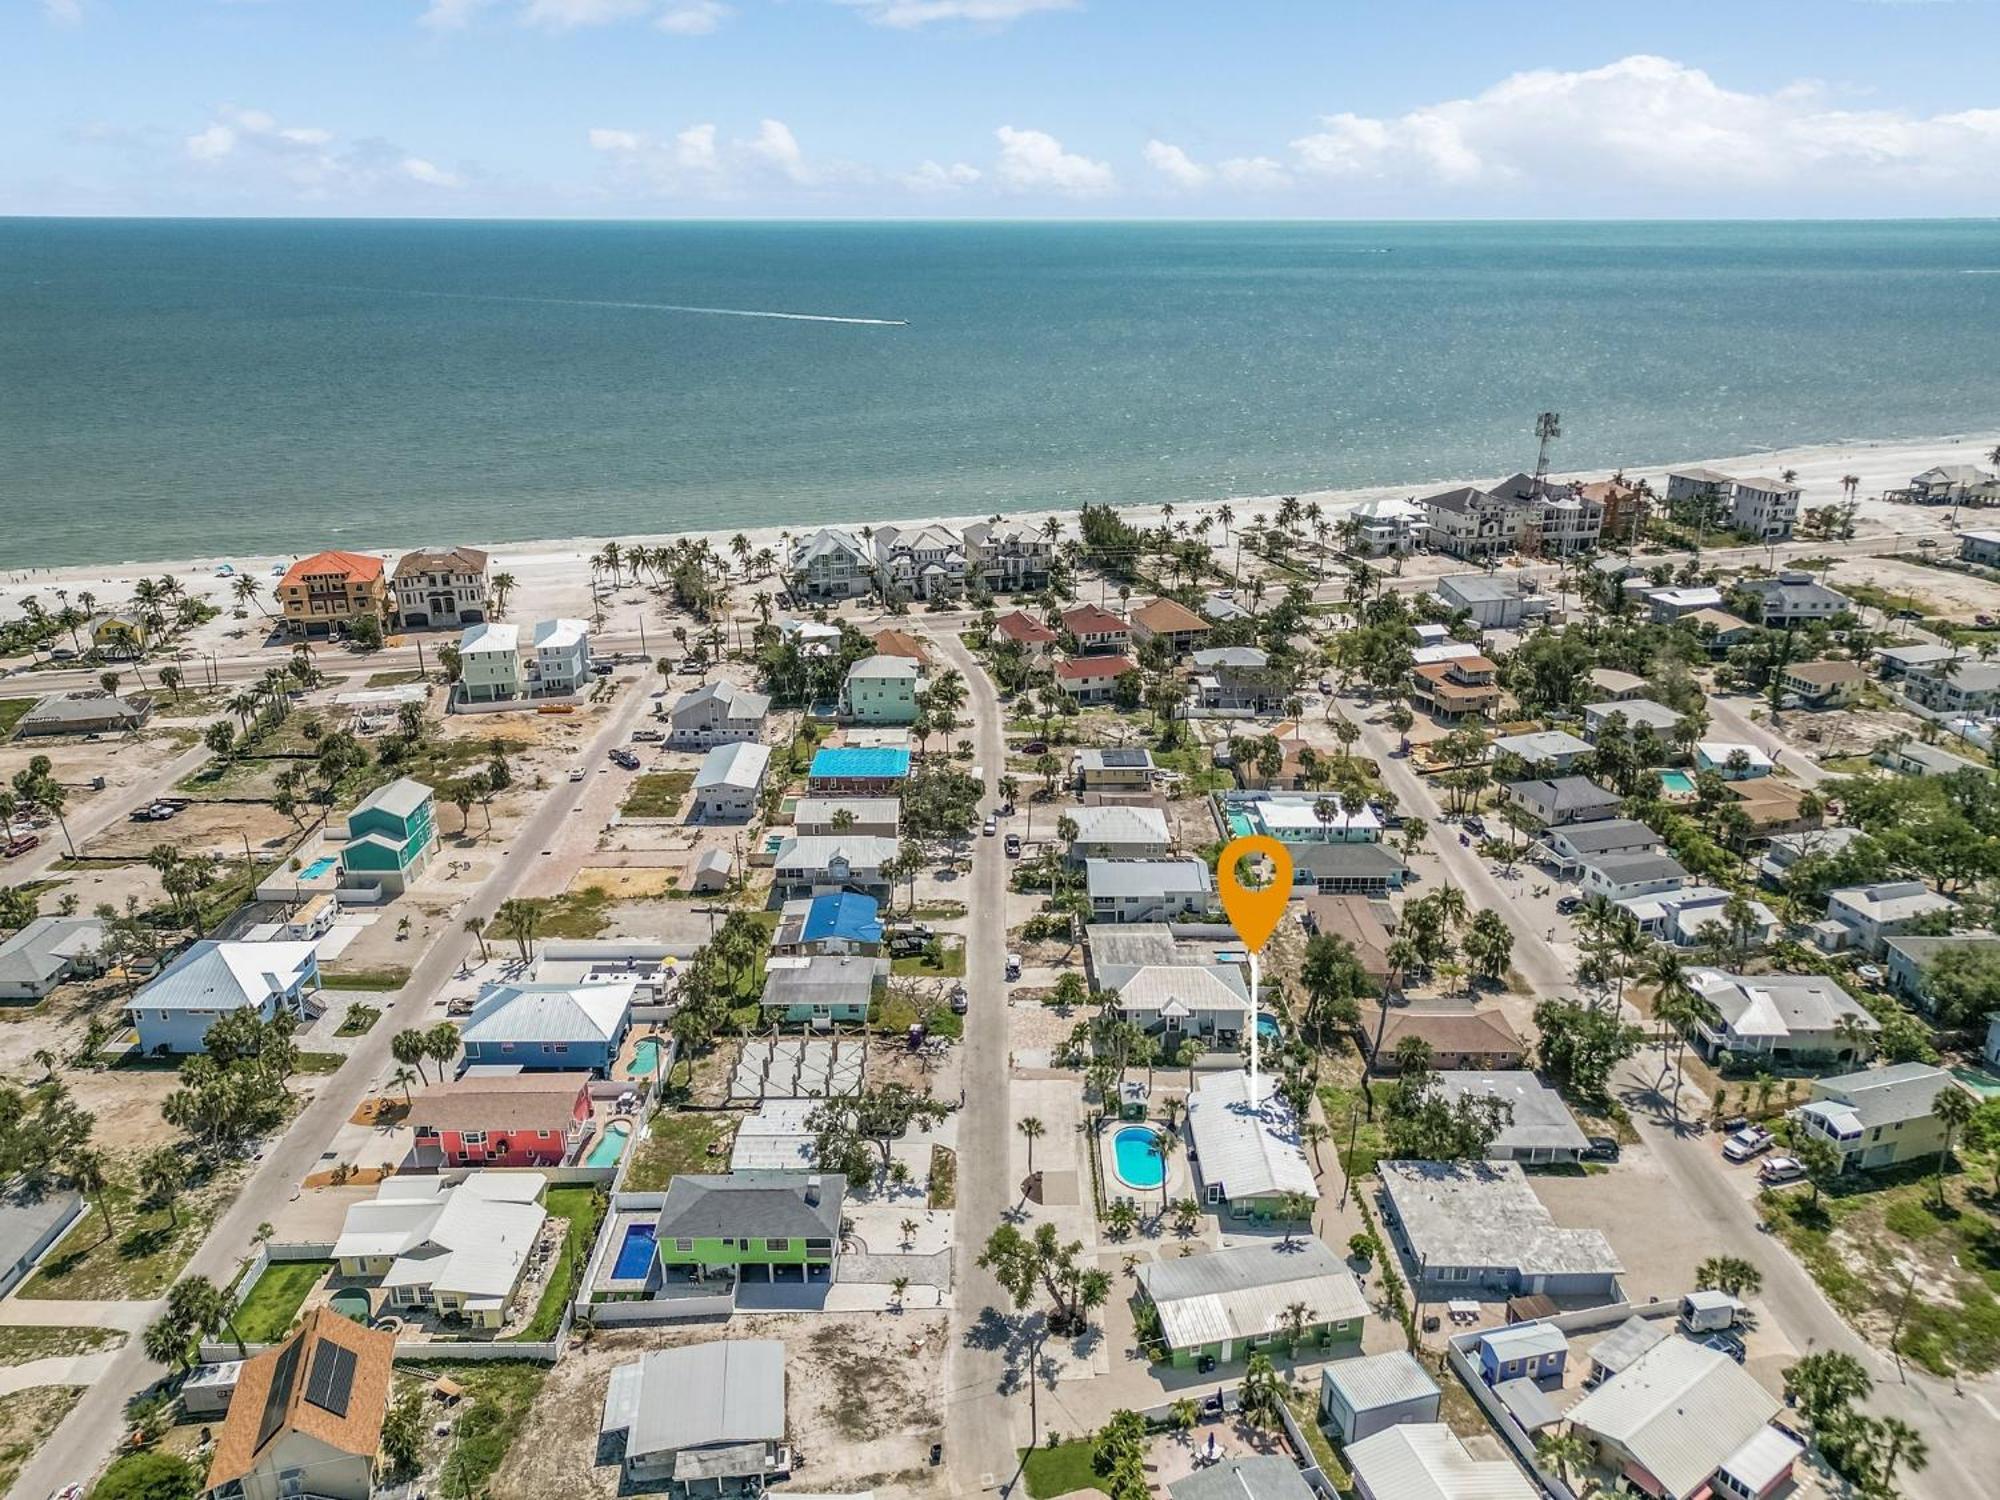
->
[1828,554,2000,622]
[492,1314,950,1500]
[82,797,300,861]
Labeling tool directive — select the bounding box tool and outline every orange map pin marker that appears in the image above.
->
[1216,834,1292,952]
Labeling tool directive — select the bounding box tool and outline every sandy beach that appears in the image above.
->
[6,429,1995,634]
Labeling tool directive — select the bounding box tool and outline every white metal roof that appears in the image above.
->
[1136,1237,1365,1350]
[1565,1338,1780,1500]
[1186,1070,1317,1203]
[606,1341,785,1461]
[1344,1424,1538,1500]
[334,1172,546,1299]
[461,980,636,1045]
[696,740,772,792]
[1319,1350,1439,1414]
[135,940,319,1013]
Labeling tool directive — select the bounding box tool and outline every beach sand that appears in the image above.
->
[6,430,1995,638]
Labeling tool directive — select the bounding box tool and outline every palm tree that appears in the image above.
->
[1535,1429,1592,1488]
[463,916,489,963]
[1877,1415,1929,1488]
[137,1146,187,1228]
[1017,1116,1046,1175]
[65,1147,114,1239]
[390,1065,419,1103]
[1933,1084,1975,1207]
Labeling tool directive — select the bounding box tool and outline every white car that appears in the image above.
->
[568,767,587,782]
[1759,1155,1806,1184]
[982,816,997,837]
[1723,1125,1775,1162]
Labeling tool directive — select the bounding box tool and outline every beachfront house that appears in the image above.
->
[458,979,637,1074]
[1728,476,1803,540]
[1055,654,1136,705]
[691,741,772,822]
[1344,496,1429,555]
[457,622,522,701]
[838,654,921,723]
[1086,859,1214,923]
[332,1172,547,1327]
[771,835,899,901]
[790,528,872,600]
[201,1309,395,1500]
[277,550,391,638]
[1688,968,1877,1064]
[600,1342,789,1490]
[392,546,489,630]
[872,523,966,600]
[1066,804,1171,862]
[90,612,149,658]
[963,520,1053,592]
[1960,530,2000,567]
[1796,1063,1962,1172]
[1913,465,1997,504]
[1319,1351,1441,1445]
[1135,1236,1366,1368]
[653,1173,844,1281]
[1185,1070,1318,1219]
[338,776,439,894]
[127,940,322,1055]
[668,680,771,748]
[1665,466,1735,509]
[408,1071,593,1168]
[1824,880,1959,956]
[529,618,591,695]
[1422,489,1534,564]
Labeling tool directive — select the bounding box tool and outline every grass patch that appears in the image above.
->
[929,1145,957,1210]
[1150,744,1235,794]
[366,670,427,687]
[415,1360,547,1499]
[336,1003,382,1036]
[295,1051,346,1075]
[518,886,613,940]
[508,1186,602,1342]
[1286,1385,1349,1488]
[20,1177,225,1301]
[320,968,410,992]
[891,939,966,978]
[231,1259,331,1344]
[0,698,37,739]
[1020,1440,1105,1499]
[906,902,968,921]
[0,1388,72,1494]
[621,1110,737,1192]
[0,1323,123,1368]
[1316,1079,1394,1182]
[871,988,964,1041]
[620,770,694,819]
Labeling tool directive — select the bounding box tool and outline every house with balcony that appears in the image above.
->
[1128,597,1211,656]
[1422,487,1534,562]
[1534,489,1604,555]
[1108,963,1251,1045]
[963,520,1053,592]
[691,741,772,822]
[1077,746,1156,791]
[1576,850,1687,903]
[1409,654,1501,721]
[456,621,522,702]
[338,776,439,894]
[1619,884,1778,950]
[653,1172,845,1281]
[1055,654,1135,705]
[1580,478,1649,546]
[1823,880,1959,956]
[789,528,872,600]
[408,1071,593,1167]
[202,1309,395,1500]
[1290,841,1410,896]
[1537,819,1662,873]
[529,618,591,695]
[1688,968,1877,1064]
[872,523,967,601]
[1191,645,1282,713]
[332,1172,547,1327]
[1345,496,1428,556]
[1733,572,1851,627]
[276,550,390,639]
[90,612,150,658]
[1960,529,2000,567]
[838,654,921,724]
[392,546,489,630]
[1904,660,2000,716]
[1087,859,1214,923]
[1060,603,1131,655]
[1665,465,1736,513]
[458,979,636,1074]
[1882,932,2000,1010]
[992,609,1059,654]
[1136,1237,1365,1368]
[771,836,898,901]
[1728,475,1803,539]
[1434,572,1547,629]
[1797,1063,1961,1172]
[1781,659,1865,709]
[668,680,770,748]
[128,939,323,1055]
[1500,776,1621,828]
[805,746,910,795]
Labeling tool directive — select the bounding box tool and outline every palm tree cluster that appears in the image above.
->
[161,1008,301,1154]
[144,1275,247,1372]
[390,1022,464,1085]
[1785,1351,1928,1496]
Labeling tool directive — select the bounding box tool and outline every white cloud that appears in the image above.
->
[522,0,649,27]
[674,122,721,173]
[588,127,644,152]
[173,108,471,203]
[585,118,855,196]
[1287,55,2000,201]
[186,125,237,161]
[401,156,462,187]
[1143,139,1209,190]
[744,118,809,182]
[836,0,1073,27]
[657,0,729,31]
[993,125,1114,196]
[1218,156,1290,191]
[420,0,496,28]
[901,159,981,192]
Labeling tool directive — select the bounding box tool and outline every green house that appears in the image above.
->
[1134,1237,1368,1369]
[654,1172,846,1282]
[339,776,439,893]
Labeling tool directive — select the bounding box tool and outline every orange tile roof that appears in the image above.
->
[207,1308,396,1490]
[995,610,1059,644]
[871,628,931,663]
[1129,597,1210,635]
[281,550,386,588]
[1056,654,1137,680]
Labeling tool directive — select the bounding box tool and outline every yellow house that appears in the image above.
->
[91,612,150,658]
[277,550,390,638]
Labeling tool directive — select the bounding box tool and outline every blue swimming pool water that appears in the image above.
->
[1660,769,1697,794]
[301,855,336,880]
[1226,812,1255,838]
[612,1222,656,1280]
[586,1120,631,1168]
[1113,1126,1165,1190]
[1256,1013,1281,1042]
[630,1038,665,1077]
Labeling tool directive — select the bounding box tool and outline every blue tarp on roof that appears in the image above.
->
[808,746,911,779]
[801,892,883,946]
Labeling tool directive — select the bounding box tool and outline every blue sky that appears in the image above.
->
[7,0,2000,217]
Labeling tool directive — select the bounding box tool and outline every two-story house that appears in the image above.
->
[1086,859,1214,922]
[1434,572,1547,629]
[790,528,873,600]
[1576,850,1687,903]
[1733,572,1851,627]
[1066,804,1172,862]
[1059,603,1131,655]
[393,546,489,630]
[1128,597,1211,656]
[457,621,522,702]
[872,523,967,601]
[654,1173,845,1282]
[459,979,636,1073]
[127,939,322,1055]
[771,835,898,901]
[1190,645,1281,713]
[409,1072,593,1167]
[667,679,771,748]
[1078,746,1156,791]
[1824,880,1959,956]
[1796,1063,1961,1172]
[1904,660,2000,716]
[276,550,390,639]
[529,618,591,695]
[992,609,1059,655]
[1688,968,1877,1064]
[1055,654,1135,705]
[1345,496,1427,556]
[203,1310,395,1500]
[338,776,439,894]
[1409,654,1501,721]
[838,654,921,723]
[1780,658,1865,709]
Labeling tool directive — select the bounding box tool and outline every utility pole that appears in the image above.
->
[1533,411,1561,489]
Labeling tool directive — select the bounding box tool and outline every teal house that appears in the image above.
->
[654,1173,846,1283]
[1134,1237,1368,1369]
[759,952,883,1026]
[339,777,440,894]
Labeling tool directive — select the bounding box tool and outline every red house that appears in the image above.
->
[994,610,1059,654]
[409,1071,593,1167]
[1059,603,1132,655]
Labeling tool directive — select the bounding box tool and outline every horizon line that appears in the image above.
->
[5,212,2000,227]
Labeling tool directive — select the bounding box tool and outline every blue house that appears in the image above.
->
[806,746,911,796]
[458,980,635,1074]
[1477,1322,1568,1387]
[775,892,883,957]
[126,940,323,1055]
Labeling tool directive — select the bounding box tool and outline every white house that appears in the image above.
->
[1646,586,1725,622]
[1576,850,1687,902]
[1733,572,1850,627]
[691,741,772,822]
[393,546,489,630]
[530,618,591,694]
[1346,496,1428,556]
[1582,698,1686,740]
[332,1172,547,1327]
[1693,741,1774,780]
[1109,963,1251,1044]
[1065,804,1172,862]
[1689,968,1877,1064]
[1824,880,1959,956]
[127,940,322,1055]
[1727,476,1803,540]
[458,621,522,702]
[1434,572,1547,629]
[1346,1424,1537,1500]
[1319,1351,1440,1445]
[873,523,967,600]
[1492,729,1594,772]
[1619,885,1778,950]
[1186,1069,1318,1217]
[963,520,1053,592]
[1086,859,1214,923]
[668,680,771,748]
[772,836,899,900]
[790,528,873,600]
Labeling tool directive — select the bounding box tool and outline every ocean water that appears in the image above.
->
[4,218,1999,568]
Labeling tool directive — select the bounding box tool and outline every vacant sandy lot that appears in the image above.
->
[1826,553,2000,622]
[493,1313,950,1500]
[82,797,299,861]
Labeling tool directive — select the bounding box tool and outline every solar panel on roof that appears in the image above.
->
[304,1339,357,1418]
[256,1334,305,1451]
[1100,749,1148,767]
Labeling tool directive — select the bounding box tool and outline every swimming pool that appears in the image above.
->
[1659,769,1698,795]
[1256,1013,1281,1042]
[328,1288,372,1323]
[1112,1125,1166,1190]
[586,1119,631,1167]
[611,1222,657,1280]
[1226,812,1255,838]
[630,1037,665,1077]
[300,855,337,880]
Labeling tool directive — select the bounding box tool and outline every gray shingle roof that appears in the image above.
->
[654,1173,845,1242]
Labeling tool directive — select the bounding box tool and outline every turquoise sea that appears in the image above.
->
[3,218,1998,568]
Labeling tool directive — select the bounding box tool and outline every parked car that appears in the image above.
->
[609,748,641,770]
[1004,952,1022,981]
[950,983,969,1015]
[591,662,614,677]
[49,647,76,662]
[678,657,704,673]
[1703,1331,1748,1364]
[1317,677,1333,694]
[1582,1135,1621,1164]
[1918,537,1939,549]
[2,834,40,858]
[1892,607,1924,621]
[632,729,664,743]
[1004,833,1022,857]
[568,767,587,782]
[982,815,996,837]
[1462,815,1487,837]
[1855,963,1883,984]
[1555,894,1583,915]
[1758,1155,1806,1185]
[1723,1125,1775,1162]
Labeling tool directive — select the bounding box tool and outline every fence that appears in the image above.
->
[229,1240,338,1310]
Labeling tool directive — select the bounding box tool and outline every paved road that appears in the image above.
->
[5,674,654,1500]
[924,626,1022,1498]
[7,738,210,884]
[1333,695,1987,1500]
[1701,691,1830,788]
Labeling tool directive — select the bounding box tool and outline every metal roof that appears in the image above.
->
[461,980,635,1045]
[1086,859,1213,898]
[135,940,319,1014]
[695,740,772,792]
[1186,1070,1317,1202]
[1136,1237,1364,1350]
[1566,1338,1780,1500]
[1319,1350,1439,1414]
[0,917,107,988]
[350,776,434,821]
[1166,1456,1315,1500]
[1344,1424,1538,1500]
[606,1341,786,1462]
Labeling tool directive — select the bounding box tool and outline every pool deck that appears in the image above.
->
[592,1208,662,1296]
[1100,1121,1193,1210]
[612,1023,673,1085]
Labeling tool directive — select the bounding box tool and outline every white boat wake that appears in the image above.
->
[372,284,908,325]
